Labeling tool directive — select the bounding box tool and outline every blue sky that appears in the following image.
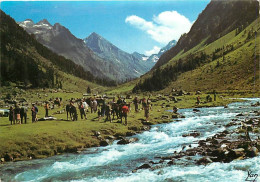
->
[1,1,210,55]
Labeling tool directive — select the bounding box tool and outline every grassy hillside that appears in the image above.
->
[154,0,259,69]
[162,18,260,92]
[131,17,260,94]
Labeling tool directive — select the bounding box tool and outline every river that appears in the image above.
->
[0,98,259,182]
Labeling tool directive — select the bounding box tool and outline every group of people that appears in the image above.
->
[65,97,131,125]
[133,96,151,121]
[9,103,38,125]
[64,96,152,125]
[7,96,152,126]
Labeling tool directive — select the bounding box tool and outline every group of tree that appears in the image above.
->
[133,52,208,92]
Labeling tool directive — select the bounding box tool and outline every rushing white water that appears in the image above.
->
[0,98,259,182]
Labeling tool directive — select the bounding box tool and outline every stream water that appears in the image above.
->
[0,98,259,182]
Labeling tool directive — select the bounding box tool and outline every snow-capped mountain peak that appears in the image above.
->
[146,39,176,64]
[37,19,52,26]
[19,19,34,28]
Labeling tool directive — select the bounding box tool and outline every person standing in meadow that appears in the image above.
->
[44,101,49,117]
[93,99,98,113]
[79,101,87,120]
[31,103,38,123]
[14,104,21,124]
[133,96,139,112]
[20,104,28,124]
[9,106,14,125]
[144,102,150,122]
[121,103,129,125]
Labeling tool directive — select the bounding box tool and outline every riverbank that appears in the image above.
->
[0,89,258,163]
[139,110,260,171]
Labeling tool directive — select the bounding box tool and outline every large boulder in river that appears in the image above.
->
[4,153,13,162]
[196,157,213,165]
[117,138,138,145]
[233,148,245,157]
[100,139,110,147]
[137,163,151,169]
[246,147,258,157]
[125,131,136,136]
[225,150,238,162]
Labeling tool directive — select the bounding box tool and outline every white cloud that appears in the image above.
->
[145,46,160,56]
[125,11,192,45]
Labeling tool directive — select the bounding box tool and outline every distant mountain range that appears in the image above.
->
[19,20,176,82]
[19,19,176,82]
[0,10,115,89]
[84,32,150,81]
[146,40,177,64]
[130,39,177,70]
[18,19,118,81]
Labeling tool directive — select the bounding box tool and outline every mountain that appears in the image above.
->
[84,32,151,81]
[146,40,177,64]
[131,52,149,62]
[18,19,119,81]
[132,0,259,93]
[154,0,259,69]
[0,10,112,90]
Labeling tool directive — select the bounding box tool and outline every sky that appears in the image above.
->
[1,0,210,55]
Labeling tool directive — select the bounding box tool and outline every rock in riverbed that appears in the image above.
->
[100,139,111,147]
[117,138,138,145]
[137,163,151,169]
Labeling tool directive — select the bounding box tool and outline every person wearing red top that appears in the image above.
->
[121,104,129,125]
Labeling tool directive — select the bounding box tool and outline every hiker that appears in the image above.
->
[54,97,61,107]
[93,99,98,113]
[14,104,21,124]
[20,104,28,124]
[144,102,150,122]
[141,97,146,110]
[173,106,178,114]
[110,98,116,119]
[97,108,102,121]
[31,103,38,123]
[105,104,112,123]
[133,96,139,112]
[121,103,129,125]
[196,96,201,105]
[9,106,14,125]
[206,95,210,102]
[101,99,106,117]
[117,96,123,105]
[205,95,212,102]
[89,98,94,113]
[66,104,71,120]
[82,99,89,113]
[44,101,49,117]
[117,97,123,119]
[213,90,217,101]
[147,97,152,110]
[79,102,87,119]
[70,102,77,121]
[112,102,119,120]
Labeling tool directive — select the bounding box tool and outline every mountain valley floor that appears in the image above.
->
[0,88,259,162]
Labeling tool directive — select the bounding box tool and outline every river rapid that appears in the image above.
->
[0,98,259,182]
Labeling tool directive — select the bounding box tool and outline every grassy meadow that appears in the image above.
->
[0,87,257,162]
